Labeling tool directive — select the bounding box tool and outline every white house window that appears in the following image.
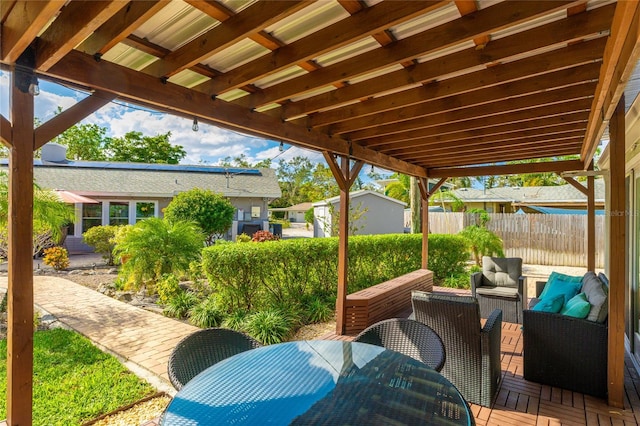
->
[82,204,102,232]
[109,202,129,226]
[136,202,155,221]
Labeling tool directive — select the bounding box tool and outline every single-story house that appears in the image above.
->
[313,190,406,238]
[8,143,281,252]
[269,202,313,223]
[436,180,605,213]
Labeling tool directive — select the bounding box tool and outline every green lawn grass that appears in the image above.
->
[0,328,155,425]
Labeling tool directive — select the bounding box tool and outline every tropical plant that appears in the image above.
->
[236,233,251,243]
[304,298,333,324]
[156,274,182,305]
[222,310,249,331]
[0,174,75,258]
[252,230,279,242]
[459,225,504,266]
[189,295,224,328]
[304,207,314,228]
[163,188,235,245]
[384,173,410,204]
[82,225,119,265]
[113,218,204,290]
[163,291,198,319]
[42,246,70,270]
[318,201,368,237]
[245,309,293,345]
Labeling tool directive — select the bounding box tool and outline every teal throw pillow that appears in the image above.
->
[560,292,591,319]
[539,272,582,299]
[539,274,583,306]
[532,294,564,313]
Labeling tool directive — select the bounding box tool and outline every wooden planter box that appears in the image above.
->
[344,269,433,335]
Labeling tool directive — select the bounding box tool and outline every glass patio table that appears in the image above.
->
[161,340,474,425]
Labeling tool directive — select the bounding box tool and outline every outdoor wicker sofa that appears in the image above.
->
[471,256,526,324]
[411,291,503,407]
[523,272,609,398]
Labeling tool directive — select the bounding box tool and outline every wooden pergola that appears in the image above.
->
[1,0,639,423]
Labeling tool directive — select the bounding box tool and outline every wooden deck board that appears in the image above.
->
[319,286,640,425]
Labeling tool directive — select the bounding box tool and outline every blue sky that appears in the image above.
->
[0,70,332,168]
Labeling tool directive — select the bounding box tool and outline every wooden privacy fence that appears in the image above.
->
[428,213,605,268]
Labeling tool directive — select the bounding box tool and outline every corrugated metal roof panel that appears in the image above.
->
[314,36,380,68]
[266,1,349,44]
[390,2,461,41]
[168,69,210,88]
[202,38,269,73]
[101,44,158,71]
[253,65,307,89]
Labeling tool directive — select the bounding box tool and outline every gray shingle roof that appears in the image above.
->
[450,179,605,204]
[1,162,281,199]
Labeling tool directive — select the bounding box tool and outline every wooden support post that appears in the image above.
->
[417,178,429,270]
[587,162,596,272]
[607,96,625,408]
[7,66,35,426]
[323,152,363,335]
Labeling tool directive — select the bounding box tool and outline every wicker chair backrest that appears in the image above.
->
[167,328,262,390]
[354,318,446,372]
[482,256,522,287]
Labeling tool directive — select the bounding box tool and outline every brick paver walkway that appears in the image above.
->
[0,276,197,395]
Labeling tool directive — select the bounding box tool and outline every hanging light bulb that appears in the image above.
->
[192,117,199,132]
[28,76,40,96]
[279,141,284,152]
[370,164,374,173]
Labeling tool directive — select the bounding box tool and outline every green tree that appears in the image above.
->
[163,188,235,245]
[300,163,339,202]
[53,123,109,161]
[458,209,504,266]
[274,156,314,207]
[105,131,186,164]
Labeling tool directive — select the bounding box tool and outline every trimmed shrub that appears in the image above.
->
[201,233,468,315]
[82,225,119,265]
[156,274,182,305]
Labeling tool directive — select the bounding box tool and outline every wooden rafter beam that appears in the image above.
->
[309,41,604,129]
[235,0,582,109]
[383,122,587,156]
[360,98,592,147]
[582,1,640,164]
[197,1,443,96]
[0,0,17,22]
[280,3,614,120]
[35,0,128,71]
[350,83,595,146]
[48,50,426,177]
[427,178,448,198]
[34,92,117,149]
[422,146,583,168]
[399,132,586,160]
[0,114,11,147]
[142,1,313,79]
[1,0,65,63]
[328,61,601,135]
[428,160,584,178]
[77,0,171,56]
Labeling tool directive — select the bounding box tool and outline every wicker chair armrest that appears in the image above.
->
[518,276,527,301]
[470,272,483,296]
[482,308,502,336]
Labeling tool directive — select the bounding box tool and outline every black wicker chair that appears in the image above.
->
[167,328,262,390]
[471,256,526,324]
[411,291,502,407]
[354,318,446,372]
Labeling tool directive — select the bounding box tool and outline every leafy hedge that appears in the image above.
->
[201,233,468,313]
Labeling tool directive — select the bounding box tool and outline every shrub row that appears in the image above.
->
[201,233,469,313]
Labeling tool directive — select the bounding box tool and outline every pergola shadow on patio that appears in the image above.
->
[1,0,639,423]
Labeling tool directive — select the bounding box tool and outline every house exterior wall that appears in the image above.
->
[65,195,271,252]
[313,192,405,237]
